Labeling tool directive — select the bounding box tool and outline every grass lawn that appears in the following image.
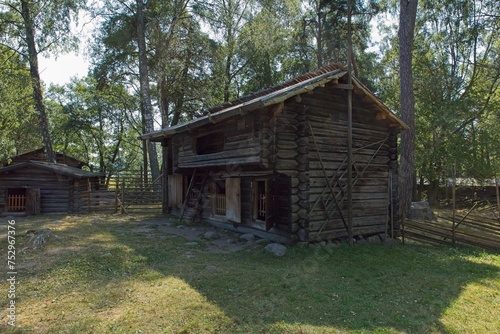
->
[1,214,499,333]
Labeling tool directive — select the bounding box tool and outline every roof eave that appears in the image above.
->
[351,77,410,131]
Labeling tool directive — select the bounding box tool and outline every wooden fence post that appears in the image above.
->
[121,178,125,214]
[115,175,119,214]
[452,166,456,245]
[88,180,91,213]
[496,175,499,223]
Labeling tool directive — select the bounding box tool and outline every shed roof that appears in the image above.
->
[140,64,409,142]
[0,160,102,179]
[7,148,87,167]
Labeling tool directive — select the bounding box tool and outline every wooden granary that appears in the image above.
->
[0,150,102,215]
[141,65,408,243]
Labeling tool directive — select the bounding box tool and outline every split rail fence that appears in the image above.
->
[402,202,500,251]
[78,171,163,214]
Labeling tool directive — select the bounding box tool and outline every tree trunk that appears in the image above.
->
[427,179,439,206]
[21,0,56,163]
[136,0,160,186]
[315,0,323,68]
[398,0,418,220]
[157,78,170,128]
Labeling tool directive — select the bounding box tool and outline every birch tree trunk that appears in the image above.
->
[398,0,418,219]
[136,0,161,185]
[21,0,56,163]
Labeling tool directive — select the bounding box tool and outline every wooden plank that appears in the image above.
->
[226,178,241,223]
[168,174,184,209]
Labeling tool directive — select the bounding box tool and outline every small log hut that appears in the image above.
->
[141,65,409,243]
[0,150,102,215]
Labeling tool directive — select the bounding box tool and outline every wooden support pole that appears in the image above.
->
[496,175,500,223]
[121,178,125,214]
[347,0,354,245]
[115,175,119,214]
[162,140,171,214]
[452,165,456,245]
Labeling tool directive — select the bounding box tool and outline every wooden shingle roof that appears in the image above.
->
[0,160,102,179]
[140,64,408,142]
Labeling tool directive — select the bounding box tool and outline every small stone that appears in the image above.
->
[264,243,287,257]
[206,265,218,270]
[256,238,270,246]
[356,236,367,244]
[367,235,381,243]
[203,231,221,240]
[239,233,255,242]
[176,225,187,229]
[384,237,400,244]
[185,242,199,246]
[298,228,308,241]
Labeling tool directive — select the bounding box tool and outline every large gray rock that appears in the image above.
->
[408,201,437,222]
[239,233,255,242]
[264,243,287,257]
[203,231,221,240]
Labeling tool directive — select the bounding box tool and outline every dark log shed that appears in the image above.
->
[141,65,409,244]
[0,159,102,215]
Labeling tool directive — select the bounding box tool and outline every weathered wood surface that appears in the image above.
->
[175,116,262,169]
[160,77,402,243]
[285,84,394,241]
[78,190,119,213]
[0,168,74,213]
[403,217,500,250]
[8,149,85,168]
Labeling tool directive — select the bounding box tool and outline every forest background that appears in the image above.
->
[1,0,499,205]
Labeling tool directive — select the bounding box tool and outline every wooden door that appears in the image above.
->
[168,175,183,209]
[26,188,41,215]
[266,175,291,231]
[226,178,241,223]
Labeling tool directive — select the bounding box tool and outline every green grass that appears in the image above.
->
[1,214,499,333]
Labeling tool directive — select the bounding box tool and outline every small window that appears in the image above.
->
[213,180,226,216]
[7,188,27,212]
[196,132,225,155]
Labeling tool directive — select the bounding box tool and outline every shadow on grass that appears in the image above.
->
[2,214,499,333]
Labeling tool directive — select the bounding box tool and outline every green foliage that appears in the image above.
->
[0,47,40,163]
[46,78,142,175]
[379,0,500,197]
[0,0,86,57]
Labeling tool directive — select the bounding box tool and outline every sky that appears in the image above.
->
[39,52,90,86]
[38,10,93,86]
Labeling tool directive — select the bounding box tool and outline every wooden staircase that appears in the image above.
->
[180,169,209,222]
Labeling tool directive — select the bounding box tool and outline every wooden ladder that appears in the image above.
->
[180,169,209,222]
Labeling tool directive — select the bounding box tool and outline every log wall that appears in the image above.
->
[174,115,262,169]
[0,168,100,214]
[271,84,399,242]
[0,168,71,213]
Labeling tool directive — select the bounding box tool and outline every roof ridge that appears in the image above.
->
[202,63,345,116]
